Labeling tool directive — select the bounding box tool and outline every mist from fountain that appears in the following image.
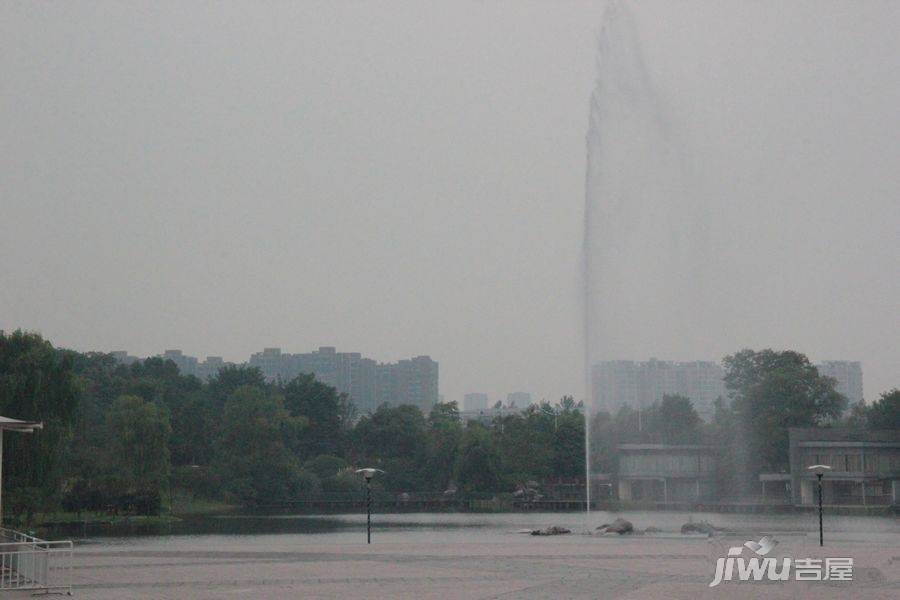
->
[582,2,713,517]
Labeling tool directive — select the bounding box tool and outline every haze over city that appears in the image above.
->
[3,0,898,405]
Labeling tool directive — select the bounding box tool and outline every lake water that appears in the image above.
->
[31,511,899,599]
[46,509,900,547]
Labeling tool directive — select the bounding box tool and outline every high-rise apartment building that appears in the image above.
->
[111,346,437,414]
[247,346,439,414]
[162,349,199,375]
[591,359,726,420]
[816,361,864,404]
[506,392,533,407]
[391,355,440,415]
[109,350,140,366]
[464,393,489,411]
[592,358,865,419]
[152,350,232,380]
[196,356,229,380]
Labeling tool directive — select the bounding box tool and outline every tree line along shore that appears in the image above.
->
[0,330,896,525]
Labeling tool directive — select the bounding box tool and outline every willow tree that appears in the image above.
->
[0,331,79,521]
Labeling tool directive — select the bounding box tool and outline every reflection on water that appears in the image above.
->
[39,510,899,546]
[40,515,346,540]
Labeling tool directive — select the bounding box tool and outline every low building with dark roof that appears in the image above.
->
[789,428,900,507]
[616,444,718,505]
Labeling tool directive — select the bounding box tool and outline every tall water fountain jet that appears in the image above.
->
[582,3,711,515]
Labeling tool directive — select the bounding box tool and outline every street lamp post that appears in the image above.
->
[355,468,384,544]
[816,473,824,545]
[807,465,832,547]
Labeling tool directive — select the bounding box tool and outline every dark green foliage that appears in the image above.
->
[455,426,502,492]
[352,404,427,462]
[552,398,585,479]
[866,389,899,429]
[213,386,310,506]
[0,331,80,519]
[321,469,364,496]
[351,404,427,491]
[303,454,349,480]
[282,374,346,459]
[497,404,555,482]
[170,464,220,500]
[723,349,847,476]
[424,402,462,490]
[3,332,889,516]
[656,394,701,444]
[207,365,266,406]
[105,395,172,511]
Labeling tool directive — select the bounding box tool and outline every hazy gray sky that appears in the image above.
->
[2,1,898,405]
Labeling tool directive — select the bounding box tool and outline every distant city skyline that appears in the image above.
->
[111,345,439,415]
[110,344,866,418]
[593,359,727,420]
[592,358,864,420]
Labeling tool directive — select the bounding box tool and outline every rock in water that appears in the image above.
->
[596,517,634,535]
[531,526,571,536]
[680,521,720,535]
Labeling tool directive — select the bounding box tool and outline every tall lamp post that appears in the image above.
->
[807,464,832,546]
[355,468,384,544]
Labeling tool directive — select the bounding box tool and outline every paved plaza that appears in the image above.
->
[16,530,898,599]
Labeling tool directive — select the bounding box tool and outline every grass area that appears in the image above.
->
[7,511,181,530]
[4,492,238,531]
[168,494,237,517]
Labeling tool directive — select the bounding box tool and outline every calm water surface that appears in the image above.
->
[43,510,900,549]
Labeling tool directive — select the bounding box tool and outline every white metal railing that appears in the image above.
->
[0,527,72,594]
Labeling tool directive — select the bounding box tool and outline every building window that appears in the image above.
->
[845,454,861,472]
[808,453,832,468]
[864,454,878,473]
[865,481,888,497]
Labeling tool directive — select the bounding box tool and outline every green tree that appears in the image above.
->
[842,400,869,428]
[558,395,577,412]
[655,394,700,444]
[63,351,127,513]
[551,397,585,479]
[496,407,553,483]
[166,390,215,466]
[321,468,365,496]
[428,401,460,428]
[0,331,79,520]
[213,386,310,506]
[123,357,206,467]
[303,454,349,480]
[63,353,216,512]
[207,365,267,406]
[425,402,462,490]
[352,404,427,463]
[282,374,345,459]
[105,395,172,513]
[351,404,427,491]
[455,426,502,493]
[723,349,846,481]
[867,389,899,429]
